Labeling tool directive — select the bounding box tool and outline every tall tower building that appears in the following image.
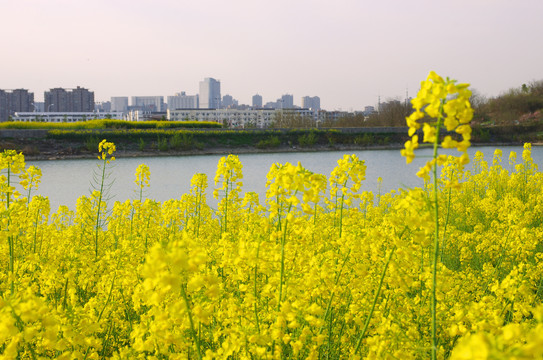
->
[279,94,294,109]
[221,94,238,108]
[10,89,34,112]
[70,86,94,112]
[0,90,9,122]
[252,94,262,108]
[45,88,70,112]
[199,77,221,109]
[0,88,35,121]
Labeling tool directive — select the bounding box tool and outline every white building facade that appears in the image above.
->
[111,97,129,112]
[167,108,315,128]
[131,96,165,112]
[12,112,124,122]
[167,92,199,110]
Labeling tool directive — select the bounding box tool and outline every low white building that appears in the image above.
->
[167,92,199,110]
[12,112,124,122]
[167,108,316,128]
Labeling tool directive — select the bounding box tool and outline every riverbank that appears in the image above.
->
[22,143,407,161]
[2,126,540,161]
[16,141,539,161]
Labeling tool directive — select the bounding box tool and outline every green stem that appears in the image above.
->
[6,168,14,295]
[8,235,14,295]
[440,187,452,262]
[354,245,396,354]
[430,104,444,360]
[278,201,293,310]
[254,240,261,333]
[339,193,345,238]
[319,249,351,335]
[32,210,40,253]
[84,275,115,360]
[180,284,203,360]
[94,158,107,259]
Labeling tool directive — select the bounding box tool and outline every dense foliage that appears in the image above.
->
[0,120,222,130]
[472,80,543,126]
[1,140,542,359]
[45,128,405,152]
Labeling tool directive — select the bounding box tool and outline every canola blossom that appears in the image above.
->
[1,74,543,359]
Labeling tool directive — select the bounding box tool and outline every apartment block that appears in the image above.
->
[0,88,34,122]
[71,86,95,112]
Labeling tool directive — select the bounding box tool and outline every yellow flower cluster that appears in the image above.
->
[98,139,116,162]
[1,140,542,359]
[401,71,473,181]
[134,164,150,189]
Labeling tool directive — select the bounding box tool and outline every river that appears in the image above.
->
[23,145,543,212]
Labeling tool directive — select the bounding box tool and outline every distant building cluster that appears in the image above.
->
[45,87,95,112]
[1,77,379,127]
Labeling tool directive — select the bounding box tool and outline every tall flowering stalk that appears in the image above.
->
[131,164,150,238]
[1,150,26,295]
[328,154,367,238]
[189,173,208,237]
[401,71,473,359]
[265,162,316,309]
[93,139,116,259]
[213,154,243,235]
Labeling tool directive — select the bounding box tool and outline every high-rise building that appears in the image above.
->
[131,96,165,112]
[252,94,262,108]
[0,88,34,122]
[45,87,94,112]
[167,92,199,109]
[71,86,95,112]
[221,94,238,108]
[0,90,9,122]
[199,77,221,109]
[279,94,294,109]
[45,88,69,112]
[111,97,129,112]
[10,89,34,112]
[301,96,321,111]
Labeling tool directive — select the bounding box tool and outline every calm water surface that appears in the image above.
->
[27,145,543,211]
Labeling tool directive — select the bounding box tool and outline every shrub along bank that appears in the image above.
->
[1,124,542,158]
[1,128,410,157]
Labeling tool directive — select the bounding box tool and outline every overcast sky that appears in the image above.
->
[2,0,542,110]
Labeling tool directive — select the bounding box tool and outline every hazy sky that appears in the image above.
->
[2,0,543,110]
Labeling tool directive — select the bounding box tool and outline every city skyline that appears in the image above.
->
[1,0,543,111]
[3,80,325,111]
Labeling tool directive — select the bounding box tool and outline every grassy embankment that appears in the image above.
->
[0,120,408,157]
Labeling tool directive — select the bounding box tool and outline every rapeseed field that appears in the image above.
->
[1,73,542,359]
